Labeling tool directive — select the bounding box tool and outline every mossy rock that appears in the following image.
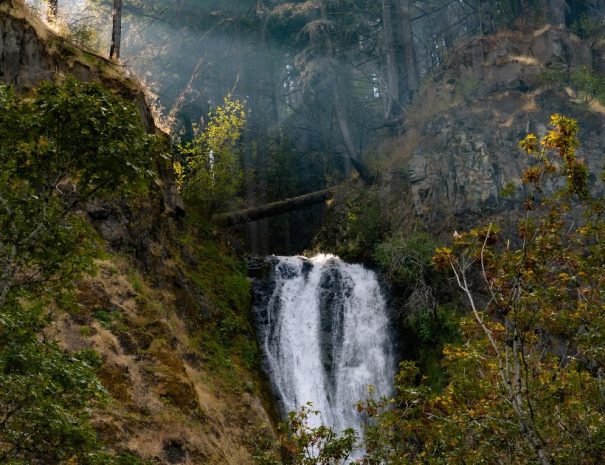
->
[156,373,199,413]
[98,363,132,403]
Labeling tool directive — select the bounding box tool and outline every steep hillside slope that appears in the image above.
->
[51,212,276,464]
[0,2,276,464]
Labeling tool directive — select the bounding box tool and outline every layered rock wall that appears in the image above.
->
[406,26,605,225]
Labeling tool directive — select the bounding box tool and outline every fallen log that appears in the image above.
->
[212,187,337,226]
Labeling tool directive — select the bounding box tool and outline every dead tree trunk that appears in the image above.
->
[212,188,336,226]
[110,0,123,60]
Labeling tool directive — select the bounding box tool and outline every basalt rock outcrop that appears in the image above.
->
[314,25,605,255]
[406,25,605,226]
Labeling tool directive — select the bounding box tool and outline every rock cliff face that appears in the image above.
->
[314,25,605,256]
[405,25,605,226]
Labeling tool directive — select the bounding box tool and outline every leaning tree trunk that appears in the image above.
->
[212,188,337,226]
[332,78,372,183]
[332,77,357,167]
[110,0,123,60]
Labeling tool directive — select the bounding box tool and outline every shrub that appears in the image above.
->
[176,96,247,217]
[0,78,159,464]
[539,65,605,105]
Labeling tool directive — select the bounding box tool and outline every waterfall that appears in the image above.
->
[253,254,395,441]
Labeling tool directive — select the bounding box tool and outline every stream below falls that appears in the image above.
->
[253,254,395,448]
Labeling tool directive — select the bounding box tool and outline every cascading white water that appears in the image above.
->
[254,254,395,442]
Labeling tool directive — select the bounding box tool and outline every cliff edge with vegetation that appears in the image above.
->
[0,2,276,464]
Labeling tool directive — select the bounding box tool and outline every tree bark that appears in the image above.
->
[391,0,417,103]
[110,0,123,60]
[478,0,495,35]
[332,80,357,166]
[332,79,373,183]
[398,0,419,98]
[382,0,401,120]
[212,187,336,226]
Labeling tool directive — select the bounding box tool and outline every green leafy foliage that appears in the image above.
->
[368,114,605,464]
[404,304,461,389]
[570,14,605,38]
[255,404,357,465]
[570,65,605,104]
[0,302,105,464]
[176,96,247,218]
[176,233,260,383]
[0,78,158,464]
[539,65,605,105]
[374,232,437,290]
[336,193,388,262]
[375,232,459,388]
[0,79,156,196]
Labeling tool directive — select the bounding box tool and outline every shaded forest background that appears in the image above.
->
[29,0,605,253]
